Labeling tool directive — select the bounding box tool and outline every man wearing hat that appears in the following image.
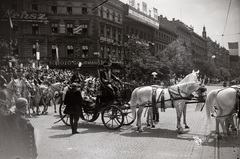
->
[1,98,38,159]
[64,83,83,134]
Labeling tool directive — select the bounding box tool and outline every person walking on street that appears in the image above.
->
[64,83,83,134]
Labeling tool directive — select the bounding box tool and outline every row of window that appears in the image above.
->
[156,31,176,43]
[10,1,121,23]
[125,26,154,42]
[31,44,123,59]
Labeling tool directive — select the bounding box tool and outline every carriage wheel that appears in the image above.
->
[101,105,124,130]
[121,104,135,126]
[79,106,100,122]
[59,101,70,126]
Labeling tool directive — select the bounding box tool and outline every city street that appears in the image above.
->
[29,85,240,159]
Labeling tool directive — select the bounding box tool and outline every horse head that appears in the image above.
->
[179,70,200,84]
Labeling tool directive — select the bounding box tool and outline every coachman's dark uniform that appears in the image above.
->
[64,84,83,134]
[0,112,38,159]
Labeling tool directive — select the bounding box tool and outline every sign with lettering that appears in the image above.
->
[2,9,48,23]
[128,9,159,29]
[48,59,101,67]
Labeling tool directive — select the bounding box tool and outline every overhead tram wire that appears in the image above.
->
[221,0,232,47]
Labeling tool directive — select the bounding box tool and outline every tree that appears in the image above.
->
[124,38,170,83]
[156,40,193,78]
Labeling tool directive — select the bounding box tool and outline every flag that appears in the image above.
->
[36,42,40,60]
[142,2,147,14]
[129,0,135,7]
[56,46,59,66]
[228,42,239,61]
[7,11,13,29]
[73,25,83,34]
[153,7,158,19]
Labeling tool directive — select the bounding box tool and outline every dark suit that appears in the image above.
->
[64,86,83,134]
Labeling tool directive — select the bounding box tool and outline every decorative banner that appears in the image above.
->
[7,11,13,28]
[228,42,239,61]
[56,46,59,65]
[73,25,83,34]
[32,62,35,69]
[153,7,158,19]
[36,42,40,60]
[142,2,147,14]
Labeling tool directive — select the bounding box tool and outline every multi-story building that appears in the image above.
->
[122,4,159,56]
[0,0,125,76]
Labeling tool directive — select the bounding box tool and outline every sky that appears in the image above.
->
[120,0,240,52]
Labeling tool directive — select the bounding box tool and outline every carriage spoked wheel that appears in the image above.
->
[79,105,100,122]
[121,104,135,126]
[101,105,124,130]
[59,101,70,126]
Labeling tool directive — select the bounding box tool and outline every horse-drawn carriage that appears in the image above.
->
[58,67,136,130]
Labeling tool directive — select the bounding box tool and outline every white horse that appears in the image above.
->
[205,87,239,139]
[130,81,202,133]
[147,70,201,128]
[41,82,63,114]
[1,79,28,115]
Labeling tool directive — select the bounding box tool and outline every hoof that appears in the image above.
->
[54,111,57,113]
[137,127,144,132]
[151,125,155,128]
[178,128,184,134]
[185,125,190,129]
[147,124,151,127]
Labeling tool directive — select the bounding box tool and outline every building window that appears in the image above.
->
[67,24,73,35]
[100,7,103,17]
[12,22,18,34]
[11,1,18,11]
[51,45,57,59]
[32,1,38,12]
[67,4,72,14]
[32,44,36,57]
[82,24,88,36]
[112,28,116,42]
[118,14,121,22]
[32,23,39,34]
[107,47,110,58]
[100,46,104,58]
[51,23,58,35]
[51,3,57,14]
[82,45,88,58]
[67,45,74,58]
[118,30,122,43]
[112,12,115,22]
[82,4,87,15]
[118,48,122,58]
[106,26,110,37]
[100,25,104,36]
[106,9,110,19]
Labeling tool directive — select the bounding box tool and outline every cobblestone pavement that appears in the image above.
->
[29,85,239,159]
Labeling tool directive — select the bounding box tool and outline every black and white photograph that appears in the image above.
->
[0,0,239,158]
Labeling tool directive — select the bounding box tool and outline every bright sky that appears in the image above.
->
[120,0,240,51]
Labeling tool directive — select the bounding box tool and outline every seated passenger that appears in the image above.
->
[82,80,96,107]
[99,67,122,103]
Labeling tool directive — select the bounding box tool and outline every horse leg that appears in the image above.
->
[183,104,189,129]
[136,107,144,132]
[53,98,57,113]
[146,107,151,127]
[220,118,228,140]
[176,102,184,133]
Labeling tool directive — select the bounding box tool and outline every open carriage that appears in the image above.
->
[58,66,136,130]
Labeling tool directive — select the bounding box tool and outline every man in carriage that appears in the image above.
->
[98,63,122,103]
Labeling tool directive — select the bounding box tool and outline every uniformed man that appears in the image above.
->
[1,98,38,159]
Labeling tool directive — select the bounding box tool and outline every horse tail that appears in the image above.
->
[205,90,218,123]
[129,88,139,122]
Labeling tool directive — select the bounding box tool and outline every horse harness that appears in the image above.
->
[151,85,194,113]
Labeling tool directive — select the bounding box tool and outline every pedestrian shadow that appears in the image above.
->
[49,133,73,138]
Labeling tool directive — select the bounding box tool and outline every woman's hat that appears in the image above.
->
[15,98,28,113]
